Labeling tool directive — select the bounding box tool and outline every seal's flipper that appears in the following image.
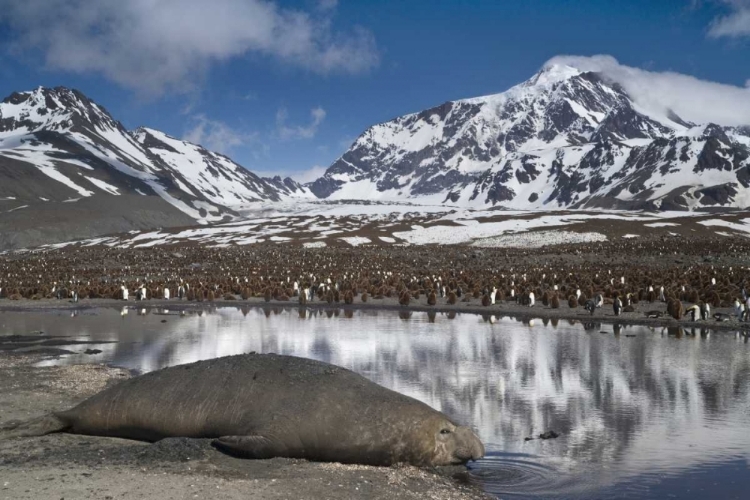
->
[0,413,69,440]
[212,435,289,459]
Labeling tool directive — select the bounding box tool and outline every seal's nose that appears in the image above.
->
[471,435,485,461]
[455,427,485,462]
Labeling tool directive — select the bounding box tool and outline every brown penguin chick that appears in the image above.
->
[207,290,215,302]
[541,291,550,307]
[666,299,679,320]
[427,291,437,306]
[568,295,578,308]
[481,294,491,307]
[299,292,307,305]
[277,294,290,301]
[399,290,411,306]
[550,294,560,309]
[447,291,457,305]
[361,291,368,303]
[344,290,354,305]
[263,288,272,303]
[326,289,334,304]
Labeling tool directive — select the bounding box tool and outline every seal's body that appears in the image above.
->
[2,354,484,467]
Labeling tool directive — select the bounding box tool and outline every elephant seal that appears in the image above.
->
[1,353,484,467]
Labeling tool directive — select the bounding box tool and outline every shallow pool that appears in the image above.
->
[1,306,749,499]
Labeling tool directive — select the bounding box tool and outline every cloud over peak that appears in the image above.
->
[544,55,750,127]
[0,0,380,95]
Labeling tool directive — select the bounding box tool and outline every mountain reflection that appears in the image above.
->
[7,306,750,489]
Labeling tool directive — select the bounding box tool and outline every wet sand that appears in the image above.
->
[0,353,490,500]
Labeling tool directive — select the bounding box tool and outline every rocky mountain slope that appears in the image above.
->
[0,87,311,249]
[310,64,750,210]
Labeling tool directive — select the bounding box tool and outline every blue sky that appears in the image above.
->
[0,0,748,181]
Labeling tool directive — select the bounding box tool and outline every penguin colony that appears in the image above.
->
[1,236,749,323]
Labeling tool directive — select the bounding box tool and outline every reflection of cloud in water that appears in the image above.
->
[7,306,750,493]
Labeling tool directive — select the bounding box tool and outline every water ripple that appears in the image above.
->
[469,453,581,498]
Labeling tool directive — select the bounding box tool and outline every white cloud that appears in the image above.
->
[277,106,327,139]
[708,0,750,38]
[184,115,255,154]
[0,0,379,95]
[318,0,339,11]
[544,55,750,127]
[291,165,329,183]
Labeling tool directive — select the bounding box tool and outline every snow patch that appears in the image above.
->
[698,219,750,234]
[644,222,679,228]
[340,236,371,246]
[472,231,607,248]
[303,241,327,248]
[85,177,121,195]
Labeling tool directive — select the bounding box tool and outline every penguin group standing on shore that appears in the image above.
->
[2,239,750,331]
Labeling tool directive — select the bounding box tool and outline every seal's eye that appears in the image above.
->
[440,429,451,435]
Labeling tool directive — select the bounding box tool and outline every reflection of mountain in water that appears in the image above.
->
[16,306,750,485]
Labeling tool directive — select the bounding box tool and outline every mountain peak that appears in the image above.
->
[310,62,749,210]
[529,63,583,87]
[0,86,118,137]
[3,86,97,112]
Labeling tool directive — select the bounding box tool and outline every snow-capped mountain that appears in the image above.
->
[310,64,750,210]
[0,87,310,219]
[132,127,310,207]
[0,86,311,249]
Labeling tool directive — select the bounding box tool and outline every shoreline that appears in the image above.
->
[1,296,749,333]
[0,353,490,500]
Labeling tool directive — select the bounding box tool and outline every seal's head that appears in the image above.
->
[409,414,485,466]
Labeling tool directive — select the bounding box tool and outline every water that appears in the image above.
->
[1,306,749,499]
